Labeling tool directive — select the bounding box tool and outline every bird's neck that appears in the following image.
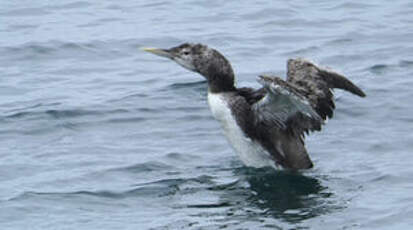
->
[207,73,236,93]
[197,54,236,93]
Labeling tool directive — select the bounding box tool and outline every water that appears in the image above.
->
[1,0,413,229]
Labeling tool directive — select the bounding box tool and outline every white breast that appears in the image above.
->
[207,92,275,168]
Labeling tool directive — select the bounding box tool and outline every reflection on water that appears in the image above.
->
[229,167,340,224]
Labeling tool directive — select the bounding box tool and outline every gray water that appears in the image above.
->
[1,0,413,229]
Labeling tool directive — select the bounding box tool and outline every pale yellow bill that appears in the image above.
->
[141,47,172,58]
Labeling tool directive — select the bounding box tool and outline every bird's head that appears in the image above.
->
[143,43,235,92]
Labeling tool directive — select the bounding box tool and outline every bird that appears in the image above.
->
[143,43,366,170]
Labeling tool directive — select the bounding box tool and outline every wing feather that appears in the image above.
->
[246,58,365,169]
[287,58,365,119]
[252,75,323,135]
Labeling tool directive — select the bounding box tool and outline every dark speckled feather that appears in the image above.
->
[287,58,366,120]
[254,75,323,134]
[237,87,266,105]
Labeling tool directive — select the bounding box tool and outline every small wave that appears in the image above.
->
[2,107,131,122]
[1,39,141,63]
[168,80,207,90]
[78,17,124,28]
[134,175,216,188]
[0,40,97,53]
[186,202,232,208]
[8,186,180,201]
[9,176,219,202]
[328,2,376,10]
[139,1,172,8]
[1,7,50,17]
[106,117,145,124]
[106,93,149,103]
[77,177,218,199]
[108,161,174,174]
[165,152,197,161]
[49,1,93,10]
[161,80,208,100]
[369,64,388,73]
[399,60,413,68]
[324,38,353,46]
[45,109,102,119]
[368,60,413,75]
[283,45,320,56]
[4,109,100,120]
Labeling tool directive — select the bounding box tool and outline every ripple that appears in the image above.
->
[164,80,208,99]
[1,7,51,17]
[367,60,413,75]
[135,175,215,188]
[399,60,413,68]
[0,39,140,63]
[369,64,389,74]
[109,161,174,174]
[4,108,101,120]
[324,38,353,46]
[328,2,377,10]
[283,45,320,56]
[9,186,180,201]
[107,93,149,103]
[186,202,232,208]
[168,80,207,90]
[49,1,93,10]
[106,117,146,124]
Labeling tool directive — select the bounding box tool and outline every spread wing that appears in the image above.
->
[252,75,323,136]
[252,58,366,134]
[249,76,321,169]
[287,58,365,120]
[248,58,365,169]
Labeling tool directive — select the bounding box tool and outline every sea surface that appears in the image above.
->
[1,0,413,229]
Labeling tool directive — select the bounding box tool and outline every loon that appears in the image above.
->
[143,43,366,170]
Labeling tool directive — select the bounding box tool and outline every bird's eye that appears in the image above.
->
[183,51,190,55]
